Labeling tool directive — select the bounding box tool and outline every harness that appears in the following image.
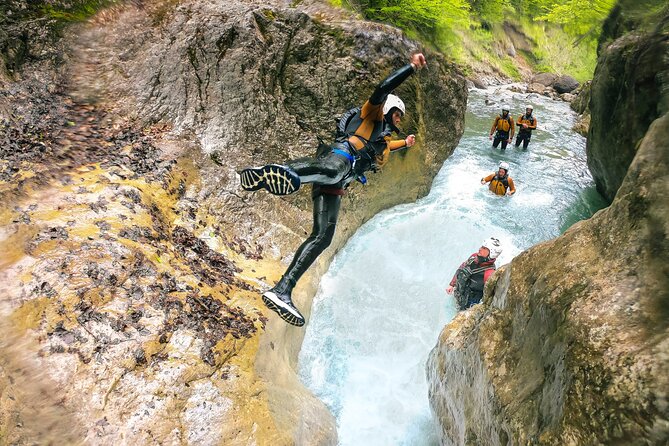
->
[492,174,509,189]
[518,114,535,134]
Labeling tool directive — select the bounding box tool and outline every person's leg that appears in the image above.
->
[500,138,508,151]
[287,152,350,185]
[492,136,501,149]
[262,193,342,326]
[522,135,530,150]
[515,135,522,147]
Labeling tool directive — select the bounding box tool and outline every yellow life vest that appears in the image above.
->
[496,115,512,132]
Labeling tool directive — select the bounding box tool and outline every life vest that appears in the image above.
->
[489,174,509,195]
[496,114,512,132]
[518,114,535,132]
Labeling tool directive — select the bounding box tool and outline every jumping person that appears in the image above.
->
[489,106,515,151]
[515,105,537,149]
[481,161,516,196]
[446,238,502,310]
[239,53,428,326]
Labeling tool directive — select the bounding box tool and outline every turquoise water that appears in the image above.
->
[297,86,607,445]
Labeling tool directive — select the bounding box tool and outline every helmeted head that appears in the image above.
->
[480,237,503,260]
[498,161,510,175]
[383,94,405,131]
[525,104,533,115]
[501,105,510,115]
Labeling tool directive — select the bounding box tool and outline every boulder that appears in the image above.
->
[570,80,592,114]
[530,72,557,86]
[560,93,576,102]
[526,82,546,93]
[553,74,580,93]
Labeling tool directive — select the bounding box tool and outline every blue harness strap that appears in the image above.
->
[332,148,355,163]
[332,147,367,185]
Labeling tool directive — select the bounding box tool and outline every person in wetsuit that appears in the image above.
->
[445,237,502,310]
[239,53,428,326]
[515,104,537,150]
[481,161,516,196]
[489,106,515,151]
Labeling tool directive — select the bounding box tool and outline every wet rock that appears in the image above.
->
[587,13,669,202]
[530,72,557,86]
[526,82,547,93]
[553,74,579,93]
[560,93,575,102]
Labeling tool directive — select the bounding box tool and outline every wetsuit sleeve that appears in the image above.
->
[369,64,416,105]
[388,139,407,151]
[490,117,499,135]
[508,177,516,193]
[482,173,495,183]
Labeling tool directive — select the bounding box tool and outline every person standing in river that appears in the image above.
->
[238,53,428,327]
[481,161,516,196]
[446,237,502,310]
[515,104,537,150]
[489,105,515,151]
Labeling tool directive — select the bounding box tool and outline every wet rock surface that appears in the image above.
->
[587,10,669,202]
[1,0,467,444]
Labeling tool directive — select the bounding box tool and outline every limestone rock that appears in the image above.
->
[587,13,668,202]
[530,72,557,86]
[570,80,591,114]
[560,93,575,102]
[526,82,547,93]
[553,74,579,93]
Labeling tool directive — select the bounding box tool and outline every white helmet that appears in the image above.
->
[501,104,510,112]
[383,94,405,116]
[499,161,510,172]
[525,104,534,111]
[481,237,502,259]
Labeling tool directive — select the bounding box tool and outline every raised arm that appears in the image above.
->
[369,53,427,105]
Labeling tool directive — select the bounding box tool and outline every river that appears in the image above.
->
[297,86,607,445]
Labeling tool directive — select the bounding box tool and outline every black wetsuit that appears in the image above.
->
[271,64,415,297]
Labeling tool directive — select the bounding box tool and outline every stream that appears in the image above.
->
[297,86,607,445]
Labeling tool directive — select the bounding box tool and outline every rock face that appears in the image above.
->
[427,4,669,445]
[586,8,669,202]
[0,0,466,444]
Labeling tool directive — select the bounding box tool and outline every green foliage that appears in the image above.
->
[346,0,470,45]
[536,0,617,43]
